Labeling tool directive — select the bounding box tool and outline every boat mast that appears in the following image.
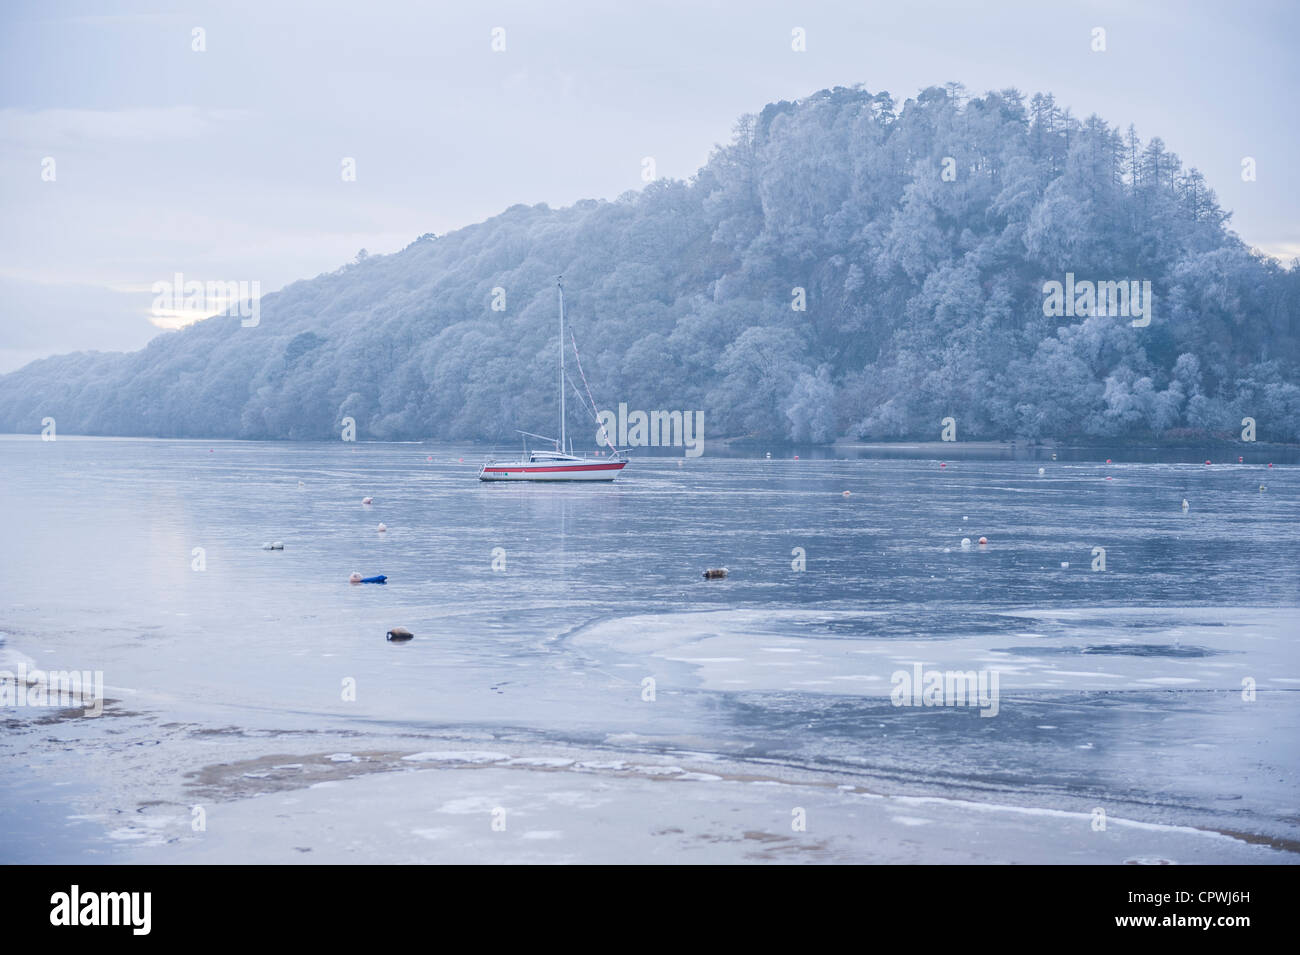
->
[557,276,566,453]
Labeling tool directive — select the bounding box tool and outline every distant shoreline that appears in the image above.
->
[2,431,1296,460]
[717,434,1300,451]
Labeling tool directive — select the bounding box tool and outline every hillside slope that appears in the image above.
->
[3,84,1297,443]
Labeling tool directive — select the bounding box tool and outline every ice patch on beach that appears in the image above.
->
[403,751,509,764]
[437,795,506,814]
[412,827,456,840]
[575,760,627,771]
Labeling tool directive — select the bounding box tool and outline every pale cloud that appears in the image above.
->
[1252,241,1300,265]
[0,106,250,148]
[148,307,227,331]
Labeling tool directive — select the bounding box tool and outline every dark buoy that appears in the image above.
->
[702,568,728,580]
[386,627,414,642]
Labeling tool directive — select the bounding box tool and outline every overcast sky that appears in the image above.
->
[1,0,1296,373]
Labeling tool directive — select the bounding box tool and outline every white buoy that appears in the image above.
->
[1038,467,1045,476]
[377,522,387,533]
[960,538,972,549]
[1060,561,1069,568]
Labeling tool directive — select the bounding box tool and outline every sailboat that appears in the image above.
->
[478,277,629,482]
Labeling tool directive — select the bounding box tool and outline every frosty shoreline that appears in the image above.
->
[115,746,1294,865]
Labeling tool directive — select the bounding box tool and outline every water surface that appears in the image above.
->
[1,437,1296,862]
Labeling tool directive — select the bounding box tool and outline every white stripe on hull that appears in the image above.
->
[478,462,626,482]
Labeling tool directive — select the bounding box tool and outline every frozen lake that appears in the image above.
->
[1,437,1297,863]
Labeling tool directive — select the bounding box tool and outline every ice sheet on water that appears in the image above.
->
[570,606,1296,695]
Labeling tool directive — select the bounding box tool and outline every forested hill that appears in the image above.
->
[3,84,1298,444]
